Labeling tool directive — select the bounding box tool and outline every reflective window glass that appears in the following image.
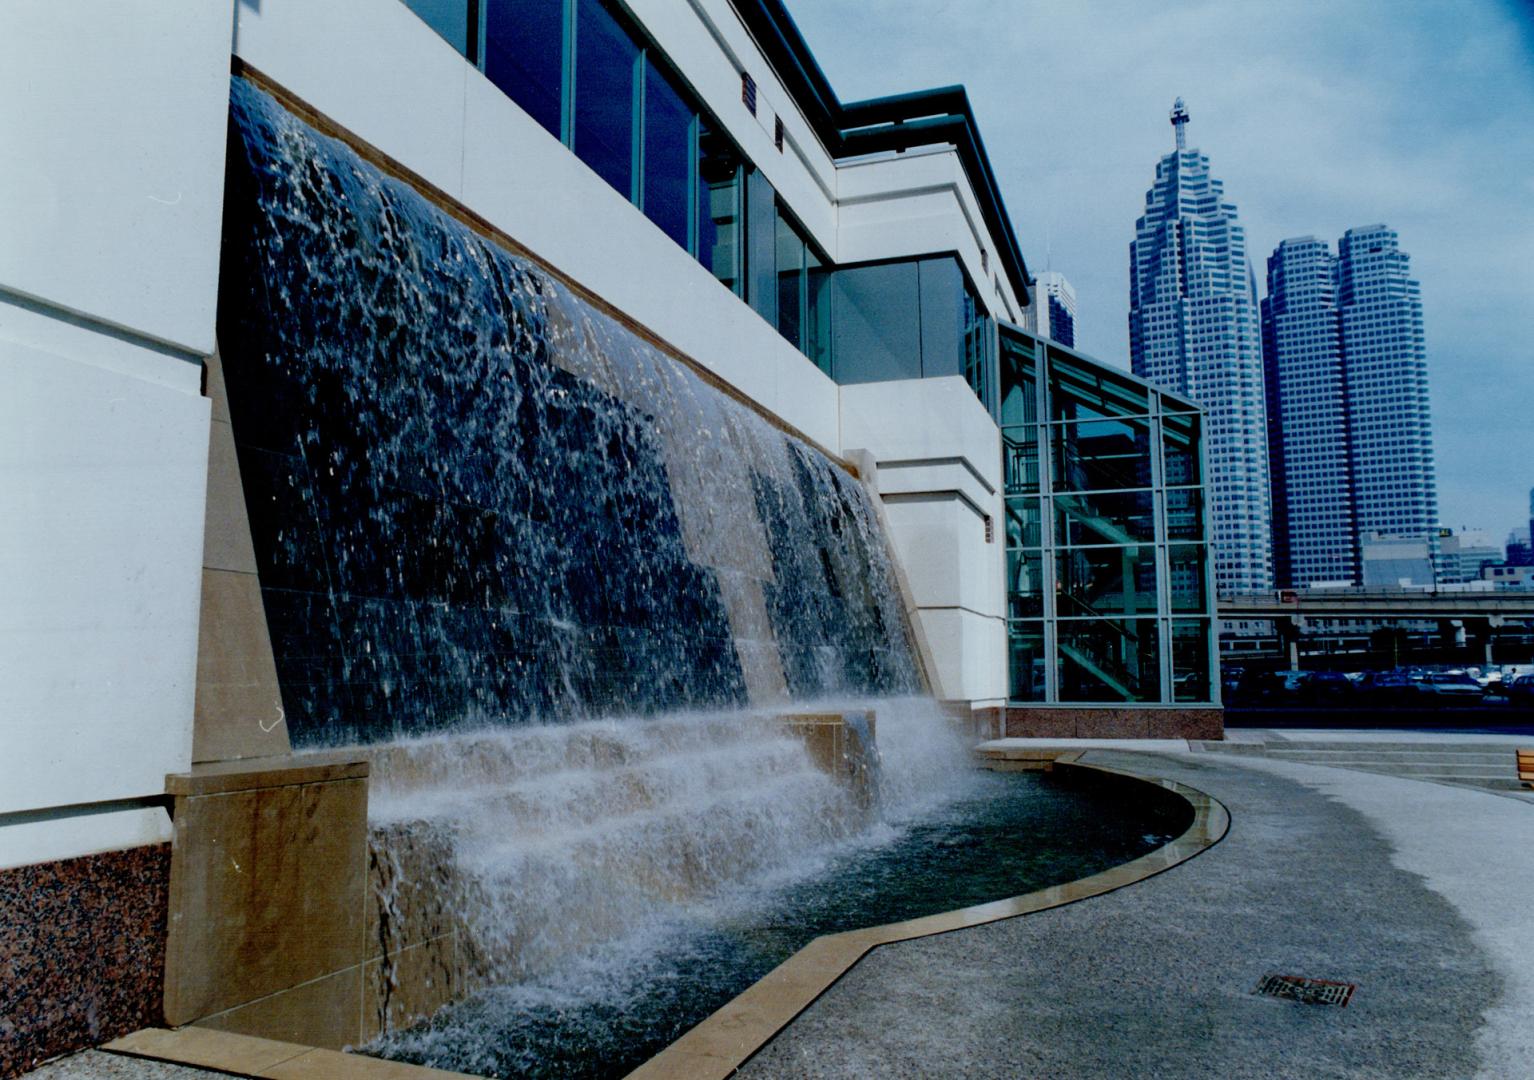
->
[805,253,831,373]
[1004,497,1042,549]
[405,0,472,56]
[643,58,693,250]
[1008,621,1047,702]
[1163,410,1202,486]
[573,0,639,197]
[1007,551,1044,618]
[1168,545,1208,613]
[1057,618,1161,703]
[1166,488,1203,541]
[828,262,922,383]
[1056,545,1158,618]
[484,0,565,138]
[999,331,1038,428]
[1049,347,1150,421]
[916,258,963,378]
[1003,431,1041,495]
[1053,416,1154,492]
[775,208,804,347]
[1055,490,1156,546]
[1171,619,1212,702]
[745,169,778,324]
[697,121,740,293]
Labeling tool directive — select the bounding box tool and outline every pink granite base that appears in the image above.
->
[0,844,170,1078]
[977,707,1224,741]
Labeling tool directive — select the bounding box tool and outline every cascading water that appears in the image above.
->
[211,78,1183,1080]
[219,78,920,749]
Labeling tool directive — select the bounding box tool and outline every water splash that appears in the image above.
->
[218,78,921,747]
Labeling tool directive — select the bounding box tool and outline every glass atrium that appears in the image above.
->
[1000,326,1217,705]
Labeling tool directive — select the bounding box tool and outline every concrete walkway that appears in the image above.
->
[738,741,1534,1080]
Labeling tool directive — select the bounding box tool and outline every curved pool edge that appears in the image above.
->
[623,758,1231,1080]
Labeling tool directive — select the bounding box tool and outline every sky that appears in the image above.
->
[790,0,1534,540]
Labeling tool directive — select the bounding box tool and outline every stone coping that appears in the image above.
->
[624,760,1229,1080]
[165,753,369,797]
[102,1026,474,1079]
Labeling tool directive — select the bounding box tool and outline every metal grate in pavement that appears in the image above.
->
[1254,973,1356,1007]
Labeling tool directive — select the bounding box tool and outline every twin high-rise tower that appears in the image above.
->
[1131,101,1437,594]
[1129,99,1273,595]
[1263,228,1438,587]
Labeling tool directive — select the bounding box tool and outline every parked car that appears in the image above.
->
[1357,671,1433,704]
[1417,671,1485,699]
[1300,670,1354,703]
[1505,675,1534,705]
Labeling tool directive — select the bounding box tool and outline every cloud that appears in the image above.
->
[791,0,1534,533]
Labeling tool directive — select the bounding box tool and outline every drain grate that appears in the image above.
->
[1254,973,1356,1007]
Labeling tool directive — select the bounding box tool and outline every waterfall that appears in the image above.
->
[218,78,922,748]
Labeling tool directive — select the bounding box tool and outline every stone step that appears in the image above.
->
[1280,760,1516,778]
[1264,749,1511,766]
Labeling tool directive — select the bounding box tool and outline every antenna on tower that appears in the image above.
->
[1170,97,1189,150]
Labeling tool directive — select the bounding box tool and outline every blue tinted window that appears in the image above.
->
[744,169,777,324]
[775,208,804,347]
[573,0,639,198]
[829,262,921,383]
[697,122,740,293]
[483,0,565,138]
[404,0,471,56]
[643,58,693,250]
[916,258,962,378]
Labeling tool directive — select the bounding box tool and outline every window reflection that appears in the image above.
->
[1053,416,1154,492]
[1007,551,1044,618]
[572,0,640,197]
[1171,619,1211,701]
[1057,618,1160,703]
[1056,546,1158,618]
[1055,490,1155,546]
[644,58,693,250]
[483,0,564,138]
[1168,545,1207,613]
[697,121,740,294]
[1008,621,1047,702]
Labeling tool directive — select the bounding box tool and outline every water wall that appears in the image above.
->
[218,78,921,747]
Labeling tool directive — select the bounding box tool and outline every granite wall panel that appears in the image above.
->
[0,844,170,1078]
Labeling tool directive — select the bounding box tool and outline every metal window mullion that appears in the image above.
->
[1149,393,1172,702]
[1039,356,1059,704]
[560,0,576,147]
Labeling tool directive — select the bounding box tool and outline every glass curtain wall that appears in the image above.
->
[1000,325,1216,705]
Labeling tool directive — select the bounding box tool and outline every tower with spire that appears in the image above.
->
[1129,100,1273,596]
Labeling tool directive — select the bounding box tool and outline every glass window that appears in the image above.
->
[963,284,994,415]
[745,169,778,324]
[916,258,963,378]
[1003,431,1041,495]
[483,0,565,139]
[999,331,1038,428]
[1007,551,1044,618]
[1166,488,1203,541]
[697,121,741,294]
[775,207,804,348]
[1057,618,1160,703]
[1049,348,1150,421]
[1171,619,1211,702]
[1168,545,1208,613]
[573,0,639,198]
[805,253,831,373]
[1008,621,1047,702]
[405,0,472,56]
[1163,410,1202,486]
[1056,545,1158,618]
[643,58,693,250]
[1004,497,1042,549]
[1053,416,1154,492]
[828,262,922,383]
[1055,490,1156,546]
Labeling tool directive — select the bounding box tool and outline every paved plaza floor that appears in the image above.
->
[30,731,1534,1079]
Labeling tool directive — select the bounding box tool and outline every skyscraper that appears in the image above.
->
[1261,226,1439,587]
[1339,226,1437,563]
[1025,270,1078,347]
[1129,99,1272,595]
[1262,237,1356,587]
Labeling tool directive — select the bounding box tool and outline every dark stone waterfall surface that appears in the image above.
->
[218,78,921,747]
